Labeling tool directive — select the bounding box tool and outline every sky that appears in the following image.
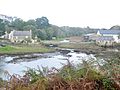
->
[0,0,120,29]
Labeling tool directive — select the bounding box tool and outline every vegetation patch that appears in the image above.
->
[1,58,119,90]
[0,44,54,55]
[0,45,16,51]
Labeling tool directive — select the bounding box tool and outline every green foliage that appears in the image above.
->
[11,18,25,30]
[35,30,47,40]
[0,78,4,87]
[26,68,43,83]
[26,19,36,26]
[0,44,54,54]
[36,17,49,29]
[25,66,48,84]
[2,15,119,41]
[58,60,103,82]
[0,19,5,35]
[0,45,15,51]
[59,65,76,81]
[0,16,99,40]
[23,25,36,31]
[102,78,115,90]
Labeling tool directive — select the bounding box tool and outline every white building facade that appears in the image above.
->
[97,30,120,43]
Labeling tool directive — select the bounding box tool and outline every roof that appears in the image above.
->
[97,36,114,41]
[98,30,120,35]
[13,31,31,36]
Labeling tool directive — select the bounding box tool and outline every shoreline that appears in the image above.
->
[56,47,120,59]
[0,42,120,59]
[0,44,55,56]
[0,50,55,56]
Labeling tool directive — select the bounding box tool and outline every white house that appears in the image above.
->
[2,30,32,42]
[97,30,120,43]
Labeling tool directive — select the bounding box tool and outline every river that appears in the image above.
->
[0,50,96,79]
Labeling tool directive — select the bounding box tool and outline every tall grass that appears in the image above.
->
[2,59,119,90]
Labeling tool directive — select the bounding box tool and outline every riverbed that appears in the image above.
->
[0,50,96,79]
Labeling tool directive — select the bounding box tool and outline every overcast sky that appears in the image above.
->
[0,0,120,29]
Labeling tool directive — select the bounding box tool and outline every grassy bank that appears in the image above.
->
[0,44,54,55]
[58,42,105,53]
[42,40,102,50]
[58,42,99,49]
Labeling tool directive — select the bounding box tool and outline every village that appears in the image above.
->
[1,28,120,46]
[0,28,120,90]
[0,0,120,89]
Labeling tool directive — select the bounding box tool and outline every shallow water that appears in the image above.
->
[0,51,96,79]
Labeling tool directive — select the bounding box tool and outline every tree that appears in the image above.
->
[45,27,54,40]
[11,18,25,30]
[26,19,36,26]
[0,19,5,35]
[23,25,36,38]
[110,25,120,30]
[35,30,47,40]
[23,25,36,31]
[36,17,49,29]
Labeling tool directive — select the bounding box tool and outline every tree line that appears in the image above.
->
[0,16,104,40]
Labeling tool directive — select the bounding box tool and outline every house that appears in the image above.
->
[96,36,115,46]
[83,30,120,46]
[97,30,120,43]
[3,30,32,42]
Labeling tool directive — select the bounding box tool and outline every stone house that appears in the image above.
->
[4,30,32,42]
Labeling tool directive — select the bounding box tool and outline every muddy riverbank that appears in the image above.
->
[56,47,120,59]
[3,47,120,64]
[0,46,119,79]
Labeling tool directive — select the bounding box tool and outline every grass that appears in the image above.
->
[42,40,62,45]
[0,45,15,51]
[59,42,102,50]
[42,39,101,50]
[0,44,54,55]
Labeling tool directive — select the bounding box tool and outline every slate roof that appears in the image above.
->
[98,30,120,35]
[97,36,114,41]
[13,31,31,36]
